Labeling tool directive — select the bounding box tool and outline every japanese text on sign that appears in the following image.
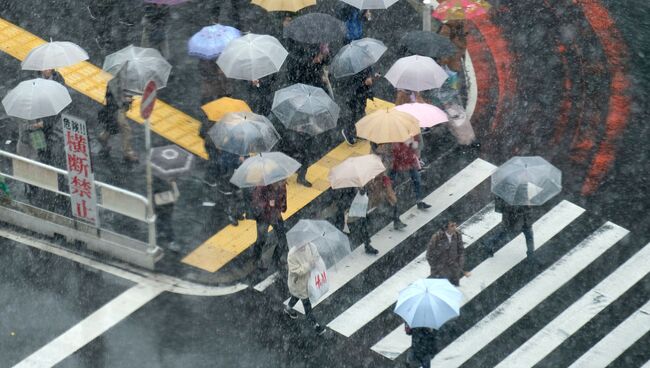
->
[62,114,99,226]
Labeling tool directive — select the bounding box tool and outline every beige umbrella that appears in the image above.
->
[328,154,385,189]
[251,0,316,12]
[355,108,420,144]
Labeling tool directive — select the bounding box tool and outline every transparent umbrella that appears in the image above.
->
[207,112,280,156]
[491,156,562,206]
[2,78,71,120]
[230,152,301,188]
[21,41,89,71]
[330,38,387,78]
[103,45,172,94]
[328,154,385,189]
[395,278,462,329]
[384,55,449,92]
[217,34,288,81]
[287,219,351,268]
[398,31,457,58]
[340,0,399,9]
[271,84,340,136]
[283,13,346,44]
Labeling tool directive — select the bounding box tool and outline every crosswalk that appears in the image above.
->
[257,157,647,367]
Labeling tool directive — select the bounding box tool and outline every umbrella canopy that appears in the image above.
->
[491,156,562,206]
[208,112,280,156]
[433,0,491,21]
[355,108,420,144]
[251,0,317,12]
[202,97,252,122]
[394,103,448,128]
[398,31,458,58]
[385,55,449,92]
[330,38,387,78]
[150,145,194,180]
[217,34,288,81]
[287,219,351,268]
[283,13,346,44]
[395,278,462,329]
[21,41,89,71]
[2,78,71,120]
[328,154,385,189]
[271,83,340,136]
[230,152,301,188]
[144,0,191,4]
[188,24,241,60]
[103,45,172,94]
[340,0,399,9]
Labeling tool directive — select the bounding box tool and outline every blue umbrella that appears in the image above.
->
[188,25,241,60]
[394,278,462,329]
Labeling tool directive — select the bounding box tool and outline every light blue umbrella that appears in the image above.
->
[188,25,241,60]
[394,278,462,329]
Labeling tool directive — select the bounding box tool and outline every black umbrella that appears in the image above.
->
[150,145,194,180]
[283,13,346,44]
[399,31,458,58]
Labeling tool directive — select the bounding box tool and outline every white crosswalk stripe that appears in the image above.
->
[495,242,650,368]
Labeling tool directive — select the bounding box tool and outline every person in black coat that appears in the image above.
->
[341,67,375,145]
[405,324,437,368]
[483,196,536,261]
[287,44,329,91]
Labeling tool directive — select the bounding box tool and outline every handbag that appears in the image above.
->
[29,130,47,151]
[154,181,179,206]
[348,191,369,218]
[308,257,329,303]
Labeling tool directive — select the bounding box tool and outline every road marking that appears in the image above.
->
[430,222,629,367]
[642,360,650,368]
[254,272,280,292]
[495,242,650,368]
[0,228,248,296]
[327,203,501,337]
[569,299,650,368]
[371,200,586,359]
[13,283,165,368]
[287,158,498,313]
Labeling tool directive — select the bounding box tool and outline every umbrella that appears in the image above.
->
[283,13,346,44]
[217,34,288,81]
[340,0,399,9]
[251,0,317,12]
[208,112,280,156]
[144,0,191,4]
[355,108,420,144]
[150,145,194,180]
[328,154,385,189]
[398,31,458,58]
[432,0,491,21]
[394,103,449,128]
[384,55,449,92]
[188,24,241,60]
[2,78,71,120]
[394,278,462,329]
[271,83,340,136]
[201,97,252,122]
[21,41,89,71]
[230,152,301,188]
[103,45,172,94]
[330,38,387,78]
[491,156,562,206]
[286,219,351,268]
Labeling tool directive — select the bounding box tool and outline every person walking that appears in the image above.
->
[390,136,431,209]
[97,82,138,163]
[283,242,326,335]
[483,196,537,262]
[335,2,371,44]
[284,130,313,187]
[426,221,469,286]
[152,175,181,252]
[141,3,171,59]
[251,180,289,270]
[341,67,375,145]
[405,323,438,368]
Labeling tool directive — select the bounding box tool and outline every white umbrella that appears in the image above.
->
[2,78,71,120]
[384,55,449,91]
[230,152,301,188]
[340,0,399,9]
[217,34,288,81]
[21,41,89,71]
[491,156,562,206]
[271,83,340,136]
[103,45,172,94]
[286,219,351,268]
[330,37,387,78]
[328,154,385,189]
[395,278,462,329]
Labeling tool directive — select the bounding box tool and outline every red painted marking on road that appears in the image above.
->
[577,0,631,195]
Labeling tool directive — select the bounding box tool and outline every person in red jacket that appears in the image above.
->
[391,136,431,210]
[251,180,288,271]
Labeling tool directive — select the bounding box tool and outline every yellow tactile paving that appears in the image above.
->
[0,18,208,159]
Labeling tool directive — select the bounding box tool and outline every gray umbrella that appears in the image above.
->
[399,31,458,58]
[283,13,346,44]
[287,219,351,269]
[207,112,280,156]
[103,45,171,94]
[271,84,340,136]
[330,38,387,78]
[150,145,194,180]
[491,156,562,206]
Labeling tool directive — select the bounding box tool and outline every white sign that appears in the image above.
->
[62,114,99,226]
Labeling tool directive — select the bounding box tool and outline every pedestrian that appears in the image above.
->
[283,242,326,335]
[198,60,232,105]
[251,180,289,270]
[335,3,371,44]
[97,81,138,163]
[152,175,181,252]
[426,221,470,286]
[395,89,426,106]
[287,44,329,91]
[341,67,375,145]
[248,74,277,117]
[390,136,431,209]
[40,68,65,85]
[284,130,313,187]
[405,323,438,368]
[483,196,537,262]
[141,3,170,59]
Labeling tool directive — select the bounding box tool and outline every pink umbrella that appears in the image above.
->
[394,103,449,128]
[144,0,191,5]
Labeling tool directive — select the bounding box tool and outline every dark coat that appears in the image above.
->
[406,325,438,359]
[495,196,533,231]
[348,69,374,122]
[252,182,287,223]
[426,229,465,283]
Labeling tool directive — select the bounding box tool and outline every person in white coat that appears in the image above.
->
[283,242,326,335]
